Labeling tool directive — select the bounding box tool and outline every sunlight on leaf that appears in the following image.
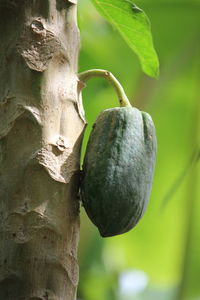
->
[90,0,159,78]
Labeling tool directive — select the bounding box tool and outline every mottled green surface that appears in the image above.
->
[81,107,157,237]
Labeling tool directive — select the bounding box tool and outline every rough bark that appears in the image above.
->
[0,0,85,299]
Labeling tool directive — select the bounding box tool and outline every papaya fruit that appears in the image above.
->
[81,106,157,237]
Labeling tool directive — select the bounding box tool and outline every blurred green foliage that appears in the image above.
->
[77,0,200,299]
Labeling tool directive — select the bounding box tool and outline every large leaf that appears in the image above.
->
[90,0,159,78]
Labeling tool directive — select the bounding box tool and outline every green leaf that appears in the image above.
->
[90,0,159,78]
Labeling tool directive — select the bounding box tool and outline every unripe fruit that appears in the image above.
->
[81,106,157,237]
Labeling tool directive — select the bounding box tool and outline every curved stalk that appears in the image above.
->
[78,69,132,107]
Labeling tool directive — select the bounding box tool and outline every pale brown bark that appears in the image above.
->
[0,0,85,299]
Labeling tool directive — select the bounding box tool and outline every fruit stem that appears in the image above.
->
[78,69,132,107]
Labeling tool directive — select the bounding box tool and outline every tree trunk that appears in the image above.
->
[0,0,85,299]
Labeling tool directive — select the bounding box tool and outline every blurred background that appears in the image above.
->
[77,0,200,299]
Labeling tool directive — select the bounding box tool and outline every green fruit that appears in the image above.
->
[81,106,157,237]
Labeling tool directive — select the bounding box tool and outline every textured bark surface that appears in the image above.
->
[0,0,85,299]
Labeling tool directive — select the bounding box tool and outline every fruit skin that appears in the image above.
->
[81,107,157,237]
